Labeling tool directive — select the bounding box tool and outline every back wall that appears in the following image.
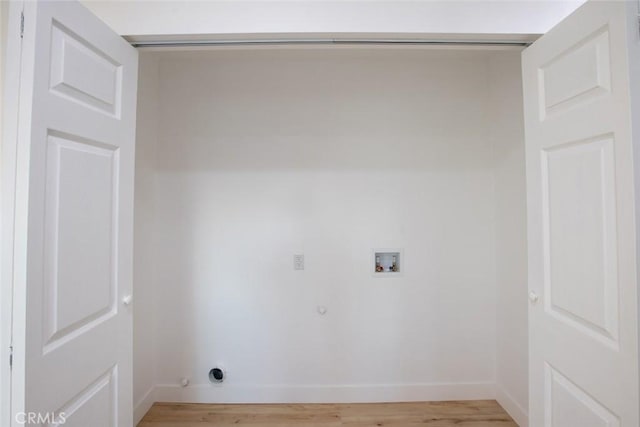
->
[138,48,518,403]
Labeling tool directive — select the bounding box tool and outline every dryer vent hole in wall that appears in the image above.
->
[209,368,224,383]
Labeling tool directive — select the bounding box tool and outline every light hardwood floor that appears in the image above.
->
[138,400,518,426]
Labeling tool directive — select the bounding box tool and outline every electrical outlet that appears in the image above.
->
[294,254,304,270]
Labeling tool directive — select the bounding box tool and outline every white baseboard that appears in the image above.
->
[153,382,495,404]
[496,385,528,427]
[134,386,156,426]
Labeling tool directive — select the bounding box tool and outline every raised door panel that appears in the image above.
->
[49,20,122,117]
[539,28,611,119]
[542,135,618,345]
[545,364,619,427]
[42,132,119,353]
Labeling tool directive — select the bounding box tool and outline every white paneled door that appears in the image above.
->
[10,1,137,426]
[523,1,640,426]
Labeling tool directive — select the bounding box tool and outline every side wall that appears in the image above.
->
[132,53,160,424]
[627,1,640,420]
[490,52,529,426]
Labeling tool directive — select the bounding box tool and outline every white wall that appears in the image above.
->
[132,47,529,406]
[489,53,528,426]
[132,54,160,423]
[83,0,585,39]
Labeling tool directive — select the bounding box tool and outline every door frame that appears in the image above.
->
[2,1,32,425]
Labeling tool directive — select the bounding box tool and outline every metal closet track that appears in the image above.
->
[129,38,532,48]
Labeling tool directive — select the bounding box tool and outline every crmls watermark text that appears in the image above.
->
[15,412,67,424]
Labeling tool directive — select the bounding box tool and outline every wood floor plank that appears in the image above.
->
[138,401,518,427]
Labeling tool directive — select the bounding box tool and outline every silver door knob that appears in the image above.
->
[123,295,133,306]
[528,291,539,303]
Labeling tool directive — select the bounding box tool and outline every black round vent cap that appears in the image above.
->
[209,368,224,382]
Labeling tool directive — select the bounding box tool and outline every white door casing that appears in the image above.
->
[1,2,26,425]
[9,1,138,426]
[523,1,639,426]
